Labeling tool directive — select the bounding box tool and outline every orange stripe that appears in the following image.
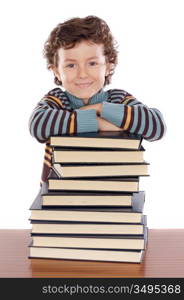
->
[123,96,135,105]
[45,145,53,153]
[69,113,75,134]
[45,95,64,108]
[45,152,52,160]
[123,106,132,130]
[44,159,51,167]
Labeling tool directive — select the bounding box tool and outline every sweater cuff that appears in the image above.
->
[75,109,98,132]
[101,102,125,127]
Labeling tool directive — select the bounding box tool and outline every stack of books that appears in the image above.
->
[29,131,149,263]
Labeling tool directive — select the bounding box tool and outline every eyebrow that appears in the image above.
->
[64,56,99,62]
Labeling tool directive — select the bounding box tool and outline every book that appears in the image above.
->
[29,190,145,223]
[48,177,139,192]
[31,227,148,250]
[41,182,142,207]
[52,147,145,164]
[52,162,149,178]
[48,171,139,192]
[50,131,142,150]
[29,244,145,263]
[31,216,146,235]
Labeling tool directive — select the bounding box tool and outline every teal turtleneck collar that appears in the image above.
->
[65,89,109,109]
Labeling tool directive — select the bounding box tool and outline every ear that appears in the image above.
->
[50,65,61,81]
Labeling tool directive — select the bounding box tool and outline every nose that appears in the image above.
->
[78,65,88,78]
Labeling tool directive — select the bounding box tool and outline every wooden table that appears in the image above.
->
[0,229,184,278]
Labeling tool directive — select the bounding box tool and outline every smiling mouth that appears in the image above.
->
[76,82,93,88]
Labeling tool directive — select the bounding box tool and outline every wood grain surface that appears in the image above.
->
[0,229,184,278]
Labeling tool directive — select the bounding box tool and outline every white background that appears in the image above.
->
[0,0,183,229]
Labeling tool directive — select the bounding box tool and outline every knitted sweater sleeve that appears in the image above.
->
[101,91,166,141]
[28,94,98,143]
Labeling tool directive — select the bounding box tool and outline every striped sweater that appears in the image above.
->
[29,87,166,184]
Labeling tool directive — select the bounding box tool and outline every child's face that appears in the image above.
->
[52,40,111,102]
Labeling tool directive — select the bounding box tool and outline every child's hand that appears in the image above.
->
[79,105,123,131]
[79,103,102,116]
[97,117,124,132]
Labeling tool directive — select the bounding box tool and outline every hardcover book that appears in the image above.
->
[52,162,149,178]
[41,182,143,207]
[31,216,147,235]
[31,227,148,250]
[52,147,145,164]
[50,131,142,150]
[29,244,145,263]
[29,190,145,223]
[48,171,139,192]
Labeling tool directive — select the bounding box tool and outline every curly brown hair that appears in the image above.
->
[43,15,118,86]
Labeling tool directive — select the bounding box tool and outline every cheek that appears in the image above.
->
[92,69,106,80]
[61,72,74,83]
[97,70,107,82]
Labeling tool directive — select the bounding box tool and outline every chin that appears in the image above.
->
[75,90,96,99]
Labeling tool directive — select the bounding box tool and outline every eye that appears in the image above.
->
[66,64,75,68]
[89,61,98,66]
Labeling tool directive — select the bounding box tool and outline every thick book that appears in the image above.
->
[29,190,145,223]
[41,182,142,207]
[31,227,148,250]
[52,162,149,178]
[48,171,139,192]
[29,244,145,263]
[50,131,142,150]
[31,216,146,235]
[52,147,145,164]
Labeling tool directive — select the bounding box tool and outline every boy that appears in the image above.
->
[29,15,166,185]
